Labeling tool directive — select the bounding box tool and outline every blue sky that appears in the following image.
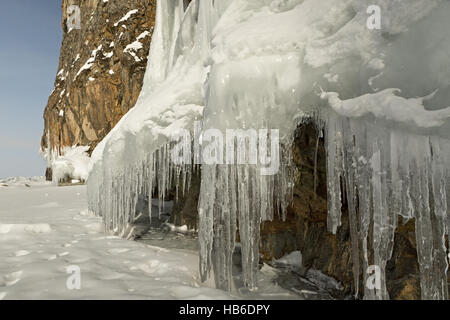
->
[0,1,62,178]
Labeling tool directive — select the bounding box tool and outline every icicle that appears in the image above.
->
[324,110,344,234]
[410,136,449,300]
[368,128,395,300]
[212,165,236,290]
[342,117,361,299]
[198,165,215,282]
[313,127,321,198]
[168,0,186,69]
[199,144,296,290]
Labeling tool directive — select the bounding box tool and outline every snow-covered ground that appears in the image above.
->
[0,178,234,299]
[0,177,302,300]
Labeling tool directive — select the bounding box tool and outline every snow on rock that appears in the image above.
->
[74,45,102,80]
[88,0,450,299]
[103,51,113,58]
[124,31,152,62]
[275,251,302,268]
[162,223,193,234]
[114,9,138,27]
[124,42,143,61]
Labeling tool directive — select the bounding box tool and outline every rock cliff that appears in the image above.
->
[41,0,157,180]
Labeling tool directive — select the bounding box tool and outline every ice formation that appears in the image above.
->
[50,146,90,183]
[87,0,450,299]
[41,132,91,184]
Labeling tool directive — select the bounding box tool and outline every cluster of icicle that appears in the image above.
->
[324,109,449,300]
[88,144,194,238]
[87,0,299,291]
[198,147,296,291]
[87,0,450,300]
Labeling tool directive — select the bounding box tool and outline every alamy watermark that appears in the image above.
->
[67,5,81,31]
[66,265,81,290]
[367,5,381,30]
[366,265,381,290]
[170,121,280,176]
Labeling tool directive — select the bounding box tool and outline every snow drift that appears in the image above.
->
[88,0,450,300]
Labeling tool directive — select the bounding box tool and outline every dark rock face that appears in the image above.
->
[169,171,201,231]
[41,0,157,178]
